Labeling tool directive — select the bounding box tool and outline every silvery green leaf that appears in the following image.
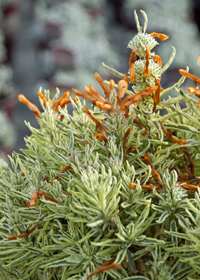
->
[156,210,171,224]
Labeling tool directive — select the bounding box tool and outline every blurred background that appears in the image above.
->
[0,0,200,157]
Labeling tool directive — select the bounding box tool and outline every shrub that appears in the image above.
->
[0,11,200,280]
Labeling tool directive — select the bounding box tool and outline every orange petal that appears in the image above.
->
[179,69,200,86]
[37,190,58,203]
[94,72,111,99]
[150,32,169,41]
[59,97,78,108]
[151,75,161,112]
[95,100,114,113]
[37,91,48,108]
[152,54,162,67]
[120,93,141,112]
[159,120,187,145]
[89,84,108,104]
[54,165,72,180]
[94,133,108,144]
[187,87,200,97]
[87,263,121,280]
[129,48,137,83]
[18,94,42,120]
[117,80,129,106]
[123,73,129,83]
[51,91,70,112]
[109,79,115,93]
[84,106,107,137]
[72,88,97,103]
[140,85,158,97]
[29,191,39,207]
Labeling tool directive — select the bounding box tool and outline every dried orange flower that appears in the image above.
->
[143,153,166,193]
[122,127,131,161]
[7,223,39,240]
[159,121,187,145]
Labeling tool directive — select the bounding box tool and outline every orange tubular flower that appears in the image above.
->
[29,190,58,207]
[94,101,114,114]
[84,106,107,137]
[59,97,78,109]
[159,121,187,145]
[7,223,39,240]
[129,48,137,83]
[87,264,121,280]
[151,54,162,67]
[109,79,115,92]
[147,178,161,189]
[117,80,129,107]
[94,133,108,145]
[120,93,141,113]
[37,190,58,203]
[121,85,157,108]
[140,85,158,97]
[87,259,122,280]
[133,118,147,136]
[123,73,129,83]
[51,91,70,112]
[180,148,195,176]
[151,75,161,112]
[143,46,150,77]
[89,84,108,104]
[37,91,48,108]
[187,87,200,108]
[94,72,111,99]
[123,127,131,162]
[143,153,166,193]
[179,69,200,86]
[187,87,200,97]
[126,145,136,154]
[129,182,154,192]
[54,165,72,180]
[150,32,169,41]
[72,88,97,103]
[29,191,40,207]
[180,156,195,180]
[18,94,42,120]
[179,182,200,193]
